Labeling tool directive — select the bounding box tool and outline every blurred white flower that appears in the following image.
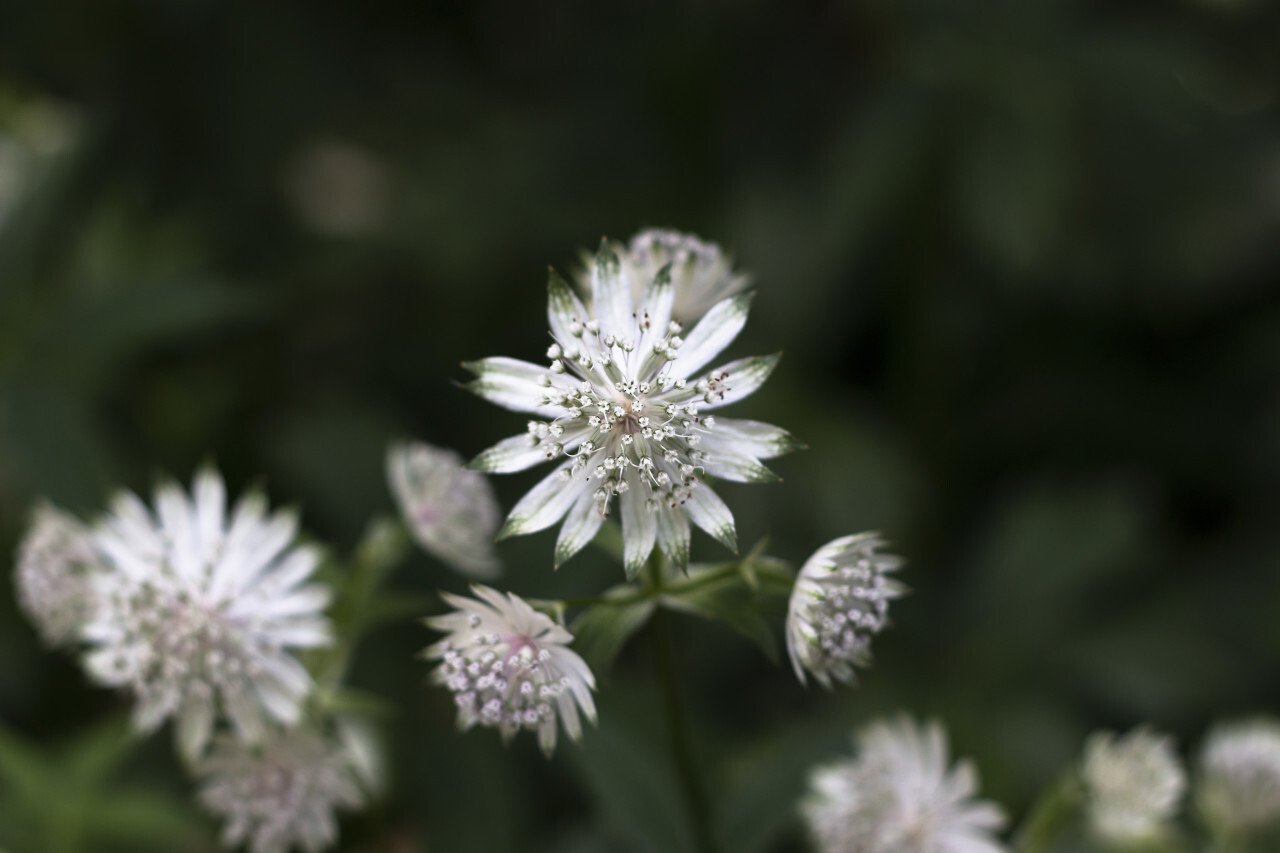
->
[1082,727,1185,843]
[577,229,750,327]
[280,138,389,238]
[80,469,332,762]
[467,241,798,575]
[802,716,1007,853]
[386,441,501,579]
[786,533,905,688]
[424,584,596,756]
[1197,717,1280,835]
[13,502,102,647]
[197,727,364,853]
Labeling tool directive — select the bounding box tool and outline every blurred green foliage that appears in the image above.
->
[1,0,1278,850]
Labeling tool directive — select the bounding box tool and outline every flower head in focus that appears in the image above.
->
[423,584,596,756]
[576,229,750,327]
[466,239,799,576]
[81,469,332,761]
[387,441,501,578]
[14,502,102,647]
[197,726,364,853]
[1197,717,1280,836]
[786,533,905,688]
[1082,727,1185,843]
[802,715,1007,853]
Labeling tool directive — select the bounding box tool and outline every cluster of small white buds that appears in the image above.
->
[786,533,905,688]
[13,502,102,647]
[1081,727,1186,843]
[1196,717,1280,836]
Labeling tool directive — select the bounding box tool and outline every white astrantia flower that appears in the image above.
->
[197,727,364,853]
[466,240,800,576]
[576,229,750,327]
[786,533,905,689]
[1082,727,1185,843]
[13,502,102,647]
[387,441,501,578]
[80,469,333,763]
[1197,717,1280,835]
[802,715,1008,853]
[423,584,596,756]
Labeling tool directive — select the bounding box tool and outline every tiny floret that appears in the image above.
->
[1082,727,1185,843]
[80,469,333,761]
[1197,717,1280,835]
[786,533,905,688]
[197,727,365,853]
[387,441,501,578]
[14,502,101,647]
[801,715,1007,853]
[423,585,596,756]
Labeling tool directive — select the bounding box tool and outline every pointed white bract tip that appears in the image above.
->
[785,533,905,689]
[802,715,1008,853]
[1197,717,1280,835]
[197,726,366,853]
[14,502,102,648]
[600,228,751,327]
[80,468,332,760]
[1082,727,1185,843]
[387,441,502,579]
[424,585,596,756]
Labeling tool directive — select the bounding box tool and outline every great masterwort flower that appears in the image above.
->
[802,715,1007,853]
[786,533,905,688]
[1197,717,1280,835]
[13,502,102,647]
[387,440,501,578]
[197,726,364,853]
[1081,727,1185,843]
[424,584,596,756]
[466,238,799,575]
[81,469,332,762]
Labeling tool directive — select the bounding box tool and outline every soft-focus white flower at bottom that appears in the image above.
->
[197,727,364,853]
[424,585,596,756]
[802,716,1007,853]
[1082,727,1185,843]
[1197,717,1280,835]
[14,502,101,647]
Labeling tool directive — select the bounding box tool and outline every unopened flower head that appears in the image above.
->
[81,469,332,761]
[197,727,364,853]
[424,585,596,756]
[387,441,501,578]
[802,715,1007,853]
[786,533,905,688]
[1197,717,1280,834]
[577,229,750,327]
[466,240,799,576]
[1082,727,1185,843]
[14,502,102,647]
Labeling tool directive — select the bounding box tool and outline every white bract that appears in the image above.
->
[786,533,904,688]
[424,584,596,756]
[80,470,332,762]
[802,716,1007,853]
[577,229,750,327]
[467,240,798,575]
[387,441,501,578]
[197,727,364,853]
[14,502,102,647]
[1197,717,1280,835]
[1082,727,1185,843]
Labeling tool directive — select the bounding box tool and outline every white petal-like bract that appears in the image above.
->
[1197,717,1280,835]
[802,716,1008,853]
[1082,727,1185,843]
[14,502,102,647]
[786,533,904,688]
[387,441,501,578]
[424,585,596,756]
[197,727,364,853]
[80,469,332,761]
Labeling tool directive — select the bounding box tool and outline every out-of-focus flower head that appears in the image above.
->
[387,441,501,579]
[1081,727,1185,843]
[786,533,904,688]
[80,469,332,762]
[423,585,596,756]
[14,502,102,647]
[1197,717,1280,836]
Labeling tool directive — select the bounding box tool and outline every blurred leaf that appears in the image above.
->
[0,721,52,802]
[661,570,779,663]
[571,597,655,673]
[81,790,203,848]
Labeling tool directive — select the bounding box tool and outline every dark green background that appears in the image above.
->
[0,1,1277,850]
